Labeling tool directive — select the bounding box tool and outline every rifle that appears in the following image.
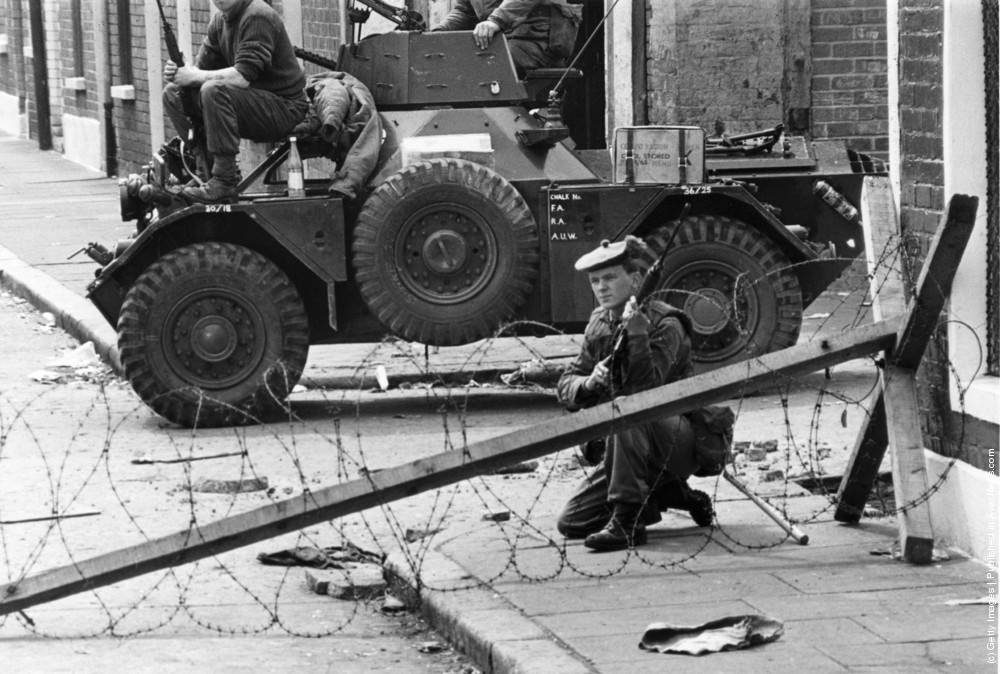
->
[154,0,204,159]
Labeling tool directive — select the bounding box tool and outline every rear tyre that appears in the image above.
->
[352,158,539,346]
[645,215,802,369]
[118,243,309,427]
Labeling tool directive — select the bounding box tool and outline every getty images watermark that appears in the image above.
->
[987,447,997,666]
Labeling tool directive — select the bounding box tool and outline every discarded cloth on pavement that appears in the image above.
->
[638,614,784,655]
[257,543,384,569]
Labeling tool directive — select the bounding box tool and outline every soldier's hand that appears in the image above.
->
[622,296,650,335]
[473,20,500,49]
[173,66,199,87]
[584,360,609,392]
[163,60,178,83]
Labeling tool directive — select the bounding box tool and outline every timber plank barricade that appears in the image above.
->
[835,185,978,566]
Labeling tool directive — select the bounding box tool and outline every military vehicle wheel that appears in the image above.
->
[118,243,309,427]
[646,215,802,368]
[353,158,538,346]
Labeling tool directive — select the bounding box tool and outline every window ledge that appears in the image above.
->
[64,77,86,91]
[110,85,135,101]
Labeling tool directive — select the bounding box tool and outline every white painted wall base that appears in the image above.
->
[0,91,23,137]
[925,450,999,566]
[61,113,101,171]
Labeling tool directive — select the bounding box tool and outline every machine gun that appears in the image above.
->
[347,0,426,31]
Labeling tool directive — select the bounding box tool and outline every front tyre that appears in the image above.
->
[118,243,309,427]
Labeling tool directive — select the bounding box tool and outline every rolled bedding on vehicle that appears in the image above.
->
[295,71,384,199]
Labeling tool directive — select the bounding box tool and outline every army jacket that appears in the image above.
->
[557,300,693,411]
[435,0,580,58]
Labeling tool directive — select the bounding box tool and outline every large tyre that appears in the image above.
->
[118,243,309,427]
[352,158,539,346]
[646,215,802,368]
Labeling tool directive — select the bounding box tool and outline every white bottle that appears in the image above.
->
[287,136,305,198]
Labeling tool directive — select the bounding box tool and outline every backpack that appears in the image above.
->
[687,405,735,477]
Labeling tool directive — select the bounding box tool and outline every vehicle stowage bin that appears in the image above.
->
[613,125,706,184]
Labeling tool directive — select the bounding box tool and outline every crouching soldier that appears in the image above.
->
[556,237,715,552]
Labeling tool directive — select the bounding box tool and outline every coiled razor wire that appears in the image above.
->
[0,245,986,640]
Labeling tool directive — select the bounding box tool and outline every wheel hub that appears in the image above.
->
[190,316,238,362]
[664,262,759,363]
[398,206,498,304]
[422,229,468,273]
[685,288,730,335]
[164,291,266,390]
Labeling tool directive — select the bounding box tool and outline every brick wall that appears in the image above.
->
[301,0,343,76]
[644,0,890,152]
[646,0,787,135]
[111,0,150,173]
[896,0,951,458]
[0,0,19,97]
[810,0,889,157]
[57,0,99,118]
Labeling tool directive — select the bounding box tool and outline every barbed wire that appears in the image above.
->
[0,244,988,642]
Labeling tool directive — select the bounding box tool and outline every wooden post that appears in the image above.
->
[0,318,901,616]
[834,184,979,565]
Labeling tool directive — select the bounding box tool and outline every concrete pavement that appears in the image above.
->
[0,133,996,673]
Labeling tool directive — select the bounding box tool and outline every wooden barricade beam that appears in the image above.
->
[0,317,902,616]
[834,187,978,565]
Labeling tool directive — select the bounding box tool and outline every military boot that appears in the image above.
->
[584,504,646,552]
[183,154,240,203]
[686,489,715,527]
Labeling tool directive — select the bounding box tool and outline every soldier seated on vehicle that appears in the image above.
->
[555,237,715,552]
[162,0,309,204]
[432,0,581,78]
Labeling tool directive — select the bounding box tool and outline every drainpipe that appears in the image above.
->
[27,0,51,150]
[339,0,349,46]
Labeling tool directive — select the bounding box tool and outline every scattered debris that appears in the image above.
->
[941,597,997,606]
[816,445,832,460]
[291,383,308,394]
[381,593,407,613]
[760,440,779,452]
[258,543,384,569]
[500,358,562,386]
[761,469,784,483]
[417,641,445,653]
[369,364,389,391]
[305,565,386,600]
[29,342,106,384]
[28,369,65,384]
[0,510,101,525]
[39,311,57,327]
[870,542,952,562]
[132,450,244,465]
[191,476,269,494]
[746,447,768,462]
[404,526,444,543]
[733,441,751,454]
[494,460,538,475]
[803,312,831,319]
[47,342,100,369]
[639,614,784,655]
[482,510,511,522]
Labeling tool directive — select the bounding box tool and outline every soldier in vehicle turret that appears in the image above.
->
[433,0,581,77]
